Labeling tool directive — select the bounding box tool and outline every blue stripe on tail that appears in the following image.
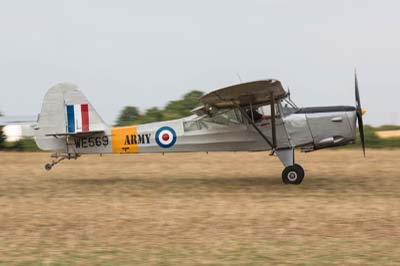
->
[66,105,75,133]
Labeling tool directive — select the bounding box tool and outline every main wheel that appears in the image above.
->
[282,164,304,184]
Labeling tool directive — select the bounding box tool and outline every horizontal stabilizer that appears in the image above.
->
[45,130,105,137]
[0,115,37,126]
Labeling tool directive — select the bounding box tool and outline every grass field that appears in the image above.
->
[1,150,400,266]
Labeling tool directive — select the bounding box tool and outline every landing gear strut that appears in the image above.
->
[238,103,306,185]
[44,153,79,171]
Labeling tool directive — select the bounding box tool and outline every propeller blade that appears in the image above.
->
[357,111,366,157]
[355,69,361,110]
[354,69,365,157]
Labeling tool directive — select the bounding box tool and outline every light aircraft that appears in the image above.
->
[1,73,366,184]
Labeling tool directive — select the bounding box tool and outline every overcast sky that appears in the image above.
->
[0,0,399,125]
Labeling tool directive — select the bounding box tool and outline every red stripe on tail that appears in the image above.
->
[81,104,89,132]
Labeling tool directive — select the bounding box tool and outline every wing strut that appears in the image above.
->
[238,105,275,153]
[270,93,277,149]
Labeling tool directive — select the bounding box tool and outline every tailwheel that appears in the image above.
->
[45,163,53,171]
[44,159,63,171]
[44,153,80,171]
[282,164,305,184]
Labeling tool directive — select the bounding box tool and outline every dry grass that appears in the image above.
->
[0,150,400,266]
[376,130,400,139]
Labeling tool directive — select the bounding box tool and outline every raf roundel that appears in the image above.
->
[155,126,177,148]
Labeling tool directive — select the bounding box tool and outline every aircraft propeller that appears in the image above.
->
[355,70,366,157]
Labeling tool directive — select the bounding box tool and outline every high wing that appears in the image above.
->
[200,79,287,108]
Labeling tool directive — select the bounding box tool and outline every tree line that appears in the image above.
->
[115,90,204,126]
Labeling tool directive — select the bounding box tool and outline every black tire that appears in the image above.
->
[282,164,304,184]
[45,164,52,171]
[294,164,305,180]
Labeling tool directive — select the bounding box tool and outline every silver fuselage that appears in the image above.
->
[35,104,357,155]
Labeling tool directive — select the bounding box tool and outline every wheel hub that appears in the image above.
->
[287,171,298,182]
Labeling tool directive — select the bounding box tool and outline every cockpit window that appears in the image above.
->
[246,108,263,123]
[183,109,243,132]
[203,109,243,125]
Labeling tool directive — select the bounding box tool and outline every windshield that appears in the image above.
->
[281,98,299,115]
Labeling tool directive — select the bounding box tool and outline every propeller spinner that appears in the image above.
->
[354,70,366,157]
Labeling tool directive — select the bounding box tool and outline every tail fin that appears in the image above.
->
[35,83,108,151]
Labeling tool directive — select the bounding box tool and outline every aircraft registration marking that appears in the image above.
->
[74,136,109,149]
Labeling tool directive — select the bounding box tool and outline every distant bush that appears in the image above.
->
[342,125,400,149]
[0,112,5,148]
[0,126,5,148]
[2,138,40,152]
